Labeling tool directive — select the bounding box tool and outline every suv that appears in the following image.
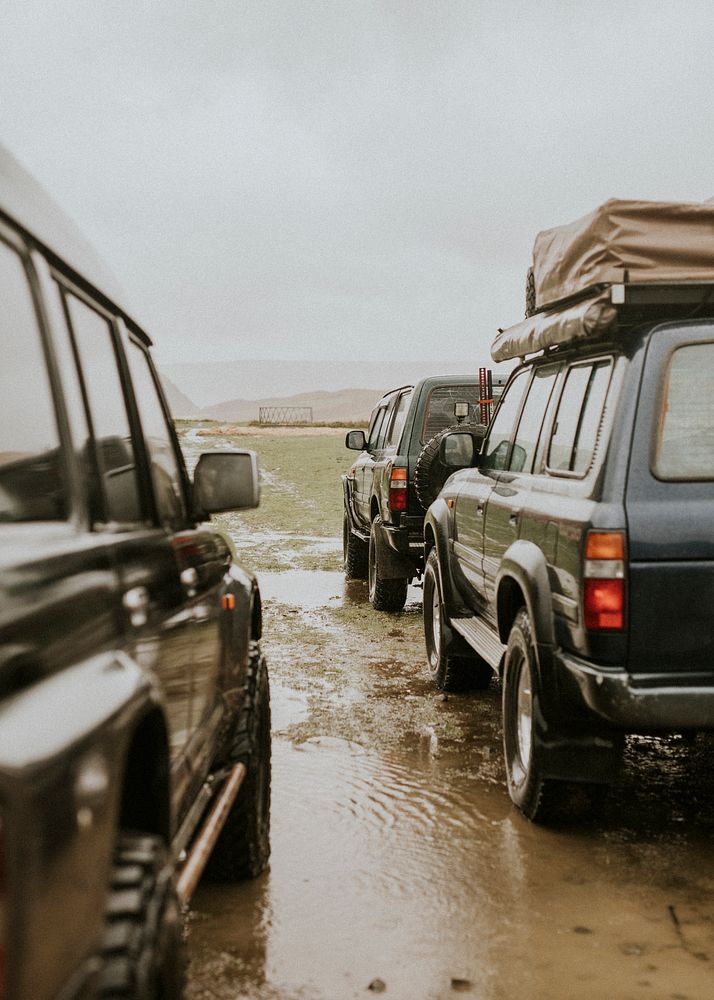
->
[0,147,270,998]
[424,286,714,822]
[342,376,482,612]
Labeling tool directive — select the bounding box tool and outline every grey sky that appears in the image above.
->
[2,1,714,368]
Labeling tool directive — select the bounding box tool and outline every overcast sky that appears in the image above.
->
[2,1,714,370]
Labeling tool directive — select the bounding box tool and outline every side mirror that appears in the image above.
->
[345,430,367,451]
[438,428,485,469]
[194,450,260,513]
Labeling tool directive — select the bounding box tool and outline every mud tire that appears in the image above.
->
[205,642,271,880]
[414,425,464,512]
[525,265,537,318]
[502,609,570,822]
[343,511,368,579]
[423,549,492,692]
[368,517,408,613]
[98,832,186,999]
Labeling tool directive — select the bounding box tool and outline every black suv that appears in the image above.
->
[342,376,482,612]
[424,286,714,821]
[0,147,270,998]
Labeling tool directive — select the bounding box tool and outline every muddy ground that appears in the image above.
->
[181,427,714,1000]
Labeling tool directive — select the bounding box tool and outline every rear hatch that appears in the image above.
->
[625,323,714,678]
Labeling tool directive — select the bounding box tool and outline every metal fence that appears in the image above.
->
[258,406,313,425]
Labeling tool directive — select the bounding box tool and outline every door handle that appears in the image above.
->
[122,586,149,628]
[509,511,521,528]
[181,567,199,596]
[476,502,485,515]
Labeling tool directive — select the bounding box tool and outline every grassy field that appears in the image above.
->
[186,429,350,572]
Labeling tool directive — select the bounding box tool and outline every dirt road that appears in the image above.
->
[182,427,714,1000]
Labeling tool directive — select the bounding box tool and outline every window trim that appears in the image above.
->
[544,355,614,480]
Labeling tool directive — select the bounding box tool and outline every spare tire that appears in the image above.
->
[414,425,466,512]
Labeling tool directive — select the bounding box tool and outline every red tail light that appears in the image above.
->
[388,466,408,513]
[583,531,626,630]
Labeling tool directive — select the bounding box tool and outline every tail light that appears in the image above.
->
[388,466,408,513]
[583,531,626,631]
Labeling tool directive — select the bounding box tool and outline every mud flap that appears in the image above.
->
[373,520,413,579]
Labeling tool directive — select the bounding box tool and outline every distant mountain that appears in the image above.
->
[159,358,486,409]
[200,388,381,424]
[159,374,199,417]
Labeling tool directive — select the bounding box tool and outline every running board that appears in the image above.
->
[451,616,505,670]
[175,762,246,904]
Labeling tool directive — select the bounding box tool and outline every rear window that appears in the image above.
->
[421,384,481,443]
[654,342,714,481]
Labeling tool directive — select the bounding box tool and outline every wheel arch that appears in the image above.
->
[117,707,172,845]
[424,498,466,616]
[496,540,556,653]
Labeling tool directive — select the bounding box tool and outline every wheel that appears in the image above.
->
[525,265,536,317]
[368,516,408,612]
[343,510,368,579]
[423,549,492,692]
[206,641,271,880]
[98,832,185,999]
[502,609,567,822]
[413,425,469,511]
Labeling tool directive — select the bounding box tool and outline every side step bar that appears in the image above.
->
[175,762,246,904]
[451,616,506,671]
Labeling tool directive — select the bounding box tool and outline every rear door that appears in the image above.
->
[625,325,714,677]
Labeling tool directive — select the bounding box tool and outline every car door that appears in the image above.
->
[124,333,231,798]
[481,364,559,620]
[452,369,529,607]
[354,400,390,528]
[57,285,196,816]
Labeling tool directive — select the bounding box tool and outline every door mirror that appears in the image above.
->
[345,430,367,451]
[194,450,260,513]
[439,431,479,468]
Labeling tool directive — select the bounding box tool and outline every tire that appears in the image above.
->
[98,832,185,999]
[423,549,492,692]
[343,510,368,579]
[368,516,408,612]
[413,425,465,512]
[525,265,536,318]
[206,641,271,880]
[502,609,568,822]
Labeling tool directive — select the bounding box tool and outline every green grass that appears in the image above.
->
[209,432,349,571]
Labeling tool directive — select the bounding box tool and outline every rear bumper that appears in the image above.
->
[558,649,714,729]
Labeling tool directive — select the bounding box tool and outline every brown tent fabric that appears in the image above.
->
[533,198,714,310]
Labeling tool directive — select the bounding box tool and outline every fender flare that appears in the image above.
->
[423,498,470,616]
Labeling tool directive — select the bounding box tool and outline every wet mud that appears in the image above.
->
[182,432,714,1000]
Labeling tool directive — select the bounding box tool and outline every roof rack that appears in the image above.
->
[491,282,714,363]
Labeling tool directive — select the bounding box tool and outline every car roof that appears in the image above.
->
[0,145,150,345]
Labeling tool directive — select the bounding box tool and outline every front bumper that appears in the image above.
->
[558,649,714,729]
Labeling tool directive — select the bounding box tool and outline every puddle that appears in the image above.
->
[189,737,714,1000]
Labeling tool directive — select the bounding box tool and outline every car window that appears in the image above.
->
[548,360,611,475]
[0,240,67,522]
[654,342,714,480]
[367,406,388,451]
[385,390,412,448]
[127,341,187,527]
[66,293,142,525]
[422,384,482,443]
[509,365,558,473]
[481,369,529,472]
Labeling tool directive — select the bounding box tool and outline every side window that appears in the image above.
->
[548,361,611,475]
[482,370,529,472]
[65,293,142,525]
[385,390,412,448]
[655,342,714,480]
[509,366,559,473]
[0,240,66,521]
[367,406,387,451]
[126,341,187,527]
